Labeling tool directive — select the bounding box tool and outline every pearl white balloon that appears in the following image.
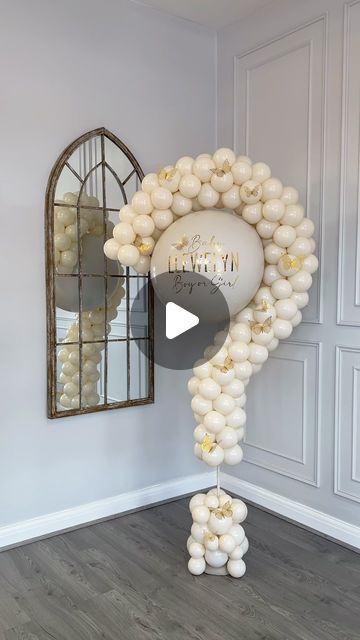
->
[104,238,120,260]
[256,219,279,239]
[240,180,262,204]
[188,542,205,559]
[309,238,316,252]
[289,270,312,292]
[290,291,309,309]
[205,495,219,509]
[193,156,216,182]
[132,191,153,215]
[248,343,268,364]
[158,166,180,192]
[231,500,248,524]
[211,367,235,387]
[150,187,173,210]
[288,237,311,258]
[226,407,246,429]
[132,214,155,237]
[229,524,245,546]
[281,186,299,205]
[230,322,251,343]
[213,393,235,416]
[187,536,195,553]
[221,378,245,398]
[194,425,213,444]
[208,512,233,535]
[262,199,285,222]
[264,242,286,264]
[202,445,225,467]
[191,394,213,416]
[233,361,252,380]
[197,183,220,208]
[227,559,246,578]
[171,192,192,216]
[216,427,238,449]
[273,225,297,248]
[302,254,318,274]
[189,494,206,510]
[224,444,243,465]
[240,536,249,555]
[133,255,150,274]
[151,208,173,230]
[236,306,254,322]
[263,264,281,285]
[236,155,252,164]
[273,318,293,339]
[204,533,219,551]
[221,185,241,209]
[281,204,304,226]
[274,298,297,320]
[231,161,252,185]
[261,177,283,201]
[191,522,210,543]
[230,546,244,560]
[251,162,271,183]
[141,173,159,194]
[267,337,279,352]
[296,217,315,237]
[241,202,263,225]
[118,244,140,267]
[205,549,228,569]
[271,278,293,299]
[187,376,199,395]
[198,378,221,400]
[113,222,136,245]
[193,359,213,380]
[179,174,201,199]
[219,534,236,555]
[292,310,302,326]
[210,171,234,193]
[188,557,206,575]
[228,341,250,363]
[213,147,236,167]
[192,505,210,524]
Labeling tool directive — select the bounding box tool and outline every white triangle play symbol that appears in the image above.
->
[166,302,199,340]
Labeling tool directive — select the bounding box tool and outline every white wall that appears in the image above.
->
[0,0,216,530]
[218,0,360,530]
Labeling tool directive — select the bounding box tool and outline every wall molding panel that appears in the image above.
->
[243,340,321,487]
[335,346,360,502]
[222,474,360,550]
[234,16,326,324]
[338,0,360,325]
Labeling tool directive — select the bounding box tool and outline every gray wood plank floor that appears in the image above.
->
[0,499,359,640]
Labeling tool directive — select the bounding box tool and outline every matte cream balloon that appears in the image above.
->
[150,210,264,321]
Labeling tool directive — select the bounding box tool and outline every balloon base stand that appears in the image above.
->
[205,564,229,576]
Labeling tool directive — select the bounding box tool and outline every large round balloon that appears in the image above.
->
[150,210,264,321]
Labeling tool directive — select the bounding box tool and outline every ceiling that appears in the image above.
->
[134,0,276,29]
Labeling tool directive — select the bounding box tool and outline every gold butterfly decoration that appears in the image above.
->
[214,501,233,520]
[242,183,261,198]
[281,254,305,271]
[158,167,177,182]
[211,159,232,178]
[135,236,152,255]
[171,235,189,251]
[257,299,271,312]
[213,356,234,374]
[201,434,216,454]
[249,317,273,335]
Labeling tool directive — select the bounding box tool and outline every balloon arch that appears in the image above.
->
[104,148,318,578]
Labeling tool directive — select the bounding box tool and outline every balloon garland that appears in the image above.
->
[55,192,125,410]
[103,148,318,577]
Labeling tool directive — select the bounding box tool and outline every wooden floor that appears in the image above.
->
[0,498,359,640]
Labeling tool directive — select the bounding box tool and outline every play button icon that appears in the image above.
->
[166,302,199,339]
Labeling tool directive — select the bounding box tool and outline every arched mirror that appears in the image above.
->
[46,128,154,418]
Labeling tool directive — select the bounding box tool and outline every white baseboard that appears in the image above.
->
[222,473,360,550]
[0,471,216,551]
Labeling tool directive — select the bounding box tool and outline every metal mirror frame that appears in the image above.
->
[45,127,154,418]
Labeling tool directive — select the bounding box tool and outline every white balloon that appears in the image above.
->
[208,512,233,535]
[191,522,210,543]
[221,378,244,398]
[261,177,283,201]
[187,376,199,395]
[229,524,245,546]
[241,202,263,225]
[213,393,235,416]
[189,494,206,510]
[230,546,244,560]
[203,411,226,433]
[118,244,140,267]
[132,214,155,237]
[193,359,213,379]
[228,341,250,363]
[192,505,210,524]
[191,394,213,416]
[273,318,293,339]
[188,557,206,575]
[198,378,221,400]
[205,549,228,569]
[132,190,153,215]
[203,532,219,551]
[226,407,246,429]
[219,534,236,555]
[224,444,243,465]
[216,426,238,449]
[189,542,205,559]
[227,559,246,578]
[179,174,201,199]
[231,500,248,524]
[251,162,271,183]
[231,161,252,185]
[151,187,173,210]
[202,445,225,467]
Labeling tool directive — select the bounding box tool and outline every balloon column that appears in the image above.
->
[104,149,318,577]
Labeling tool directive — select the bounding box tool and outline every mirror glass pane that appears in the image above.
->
[49,130,152,416]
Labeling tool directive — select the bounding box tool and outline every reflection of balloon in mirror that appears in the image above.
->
[56,235,120,312]
[150,210,264,321]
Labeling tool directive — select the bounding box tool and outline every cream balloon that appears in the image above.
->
[150,210,264,321]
